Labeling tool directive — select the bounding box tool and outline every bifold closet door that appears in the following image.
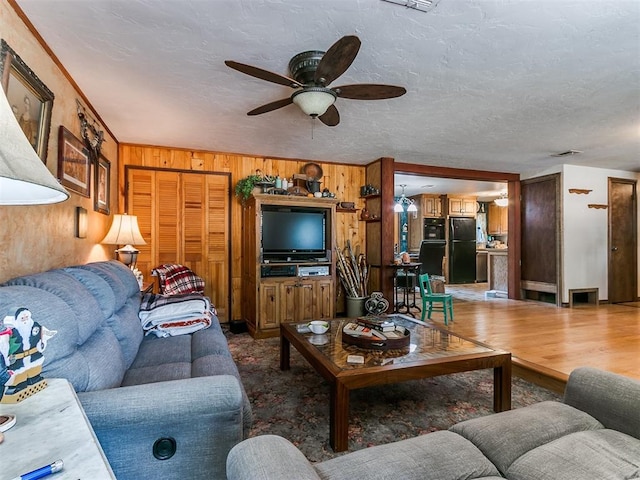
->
[126,167,230,321]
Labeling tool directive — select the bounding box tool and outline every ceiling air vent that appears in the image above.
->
[550,150,582,157]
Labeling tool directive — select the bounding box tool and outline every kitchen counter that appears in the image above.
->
[487,249,508,292]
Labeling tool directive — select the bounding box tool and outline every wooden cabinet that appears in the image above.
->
[422,195,443,217]
[242,194,337,338]
[447,196,477,216]
[488,203,508,234]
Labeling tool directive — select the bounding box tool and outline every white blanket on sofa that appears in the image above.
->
[139,292,214,337]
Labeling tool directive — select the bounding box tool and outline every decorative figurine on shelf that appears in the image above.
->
[1,308,57,403]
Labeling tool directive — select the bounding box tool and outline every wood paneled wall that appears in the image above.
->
[119,144,367,320]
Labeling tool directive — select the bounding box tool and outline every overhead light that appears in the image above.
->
[494,194,508,207]
[291,87,337,117]
[381,0,441,13]
[0,84,69,205]
[101,213,147,267]
[394,184,417,212]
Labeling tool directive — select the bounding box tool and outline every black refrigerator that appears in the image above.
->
[448,217,477,284]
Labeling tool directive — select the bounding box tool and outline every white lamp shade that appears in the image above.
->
[494,197,509,207]
[101,214,146,246]
[394,202,404,213]
[407,203,418,212]
[292,88,336,117]
[0,86,68,205]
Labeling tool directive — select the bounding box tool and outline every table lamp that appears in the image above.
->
[101,213,146,267]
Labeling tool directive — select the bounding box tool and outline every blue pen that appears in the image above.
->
[11,460,63,480]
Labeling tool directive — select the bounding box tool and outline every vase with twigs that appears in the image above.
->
[336,241,370,316]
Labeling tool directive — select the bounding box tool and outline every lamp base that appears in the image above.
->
[116,245,139,267]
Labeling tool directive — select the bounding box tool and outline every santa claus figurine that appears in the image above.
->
[2,307,56,402]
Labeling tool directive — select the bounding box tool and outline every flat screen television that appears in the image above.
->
[261,205,327,261]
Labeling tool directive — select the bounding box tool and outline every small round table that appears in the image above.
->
[389,262,422,317]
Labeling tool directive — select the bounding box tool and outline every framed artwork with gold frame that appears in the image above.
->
[0,39,54,163]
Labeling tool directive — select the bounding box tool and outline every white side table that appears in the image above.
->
[0,378,115,479]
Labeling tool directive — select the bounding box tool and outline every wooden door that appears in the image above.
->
[259,282,279,330]
[608,178,637,303]
[296,281,315,322]
[520,174,561,304]
[315,278,334,319]
[127,167,231,320]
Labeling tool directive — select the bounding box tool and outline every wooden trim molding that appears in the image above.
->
[588,204,608,209]
[568,188,592,194]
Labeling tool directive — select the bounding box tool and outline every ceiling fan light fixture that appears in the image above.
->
[291,87,336,117]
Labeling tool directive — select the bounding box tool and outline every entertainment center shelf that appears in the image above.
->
[242,194,338,338]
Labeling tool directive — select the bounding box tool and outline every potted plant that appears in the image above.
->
[234,173,263,204]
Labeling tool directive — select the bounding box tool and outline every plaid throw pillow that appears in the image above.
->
[153,264,205,296]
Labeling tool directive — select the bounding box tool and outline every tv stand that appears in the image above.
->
[242,194,338,338]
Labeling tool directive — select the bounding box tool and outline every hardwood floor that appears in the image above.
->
[412,283,640,393]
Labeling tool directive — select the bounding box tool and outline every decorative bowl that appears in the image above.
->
[308,320,329,334]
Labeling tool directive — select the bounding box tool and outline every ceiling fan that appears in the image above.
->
[225,35,406,127]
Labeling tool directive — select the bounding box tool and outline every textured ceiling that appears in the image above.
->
[13,0,640,197]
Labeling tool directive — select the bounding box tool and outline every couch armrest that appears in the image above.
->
[78,375,245,480]
[564,367,640,440]
[226,435,322,480]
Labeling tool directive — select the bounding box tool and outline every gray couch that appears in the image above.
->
[227,367,640,480]
[0,260,251,480]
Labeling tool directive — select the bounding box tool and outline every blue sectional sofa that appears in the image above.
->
[227,367,640,480]
[0,260,251,480]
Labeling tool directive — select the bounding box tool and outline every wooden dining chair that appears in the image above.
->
[418,273,454,325]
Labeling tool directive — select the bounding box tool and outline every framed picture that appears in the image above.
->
[0,39,54,163]
[94,154,111,214]
[58,126,91,197]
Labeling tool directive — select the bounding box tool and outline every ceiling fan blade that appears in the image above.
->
[333,84,407,100]
[225,60,302,88]
[314,36,361,86]
[318,105,340,127]
[247,97,293,116]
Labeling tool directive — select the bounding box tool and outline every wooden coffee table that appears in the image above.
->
[280,315,511,452]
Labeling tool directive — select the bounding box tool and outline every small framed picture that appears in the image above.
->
[0,39,54,163]
[57,126,91,197]
[94,154,111,214]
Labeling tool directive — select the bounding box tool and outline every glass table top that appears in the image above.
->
[291,314,496,370]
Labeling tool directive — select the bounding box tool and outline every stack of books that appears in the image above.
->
[356,315,396,332]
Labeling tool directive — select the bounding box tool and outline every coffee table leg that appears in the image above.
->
[330,381,349,452]
[493,361,512,412]
[280,334,291,371]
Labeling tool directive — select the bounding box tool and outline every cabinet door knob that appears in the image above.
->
[611,246,618,251]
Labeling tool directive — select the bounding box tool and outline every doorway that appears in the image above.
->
[393,169,515,291]
[608,178,638,303]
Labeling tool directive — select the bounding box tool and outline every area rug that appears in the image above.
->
[224,327,561,463]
